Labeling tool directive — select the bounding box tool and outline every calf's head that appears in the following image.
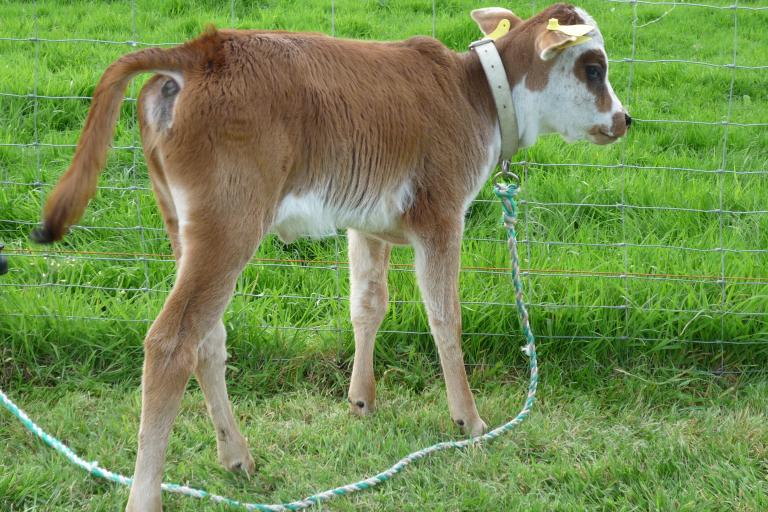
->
[471,4,630,147]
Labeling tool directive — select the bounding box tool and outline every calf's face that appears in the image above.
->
[532,9,629,145]
[473,5,630,147]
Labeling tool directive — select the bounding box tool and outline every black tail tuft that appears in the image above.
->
[30,225,55,245]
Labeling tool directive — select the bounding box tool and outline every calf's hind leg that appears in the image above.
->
[125,220,264,512]
[195,321,255,474]
[145,147,254,475]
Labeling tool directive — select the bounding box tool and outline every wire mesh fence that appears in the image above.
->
[1,0,766,378]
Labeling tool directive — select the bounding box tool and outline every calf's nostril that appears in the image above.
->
[625,113,632,128]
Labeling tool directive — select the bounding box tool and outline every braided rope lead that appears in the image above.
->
[0,170,537,511]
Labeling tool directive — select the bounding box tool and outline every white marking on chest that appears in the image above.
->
[273,181,413,243]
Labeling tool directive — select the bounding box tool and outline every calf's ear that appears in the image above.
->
[470,7,522,36]
[536,18,595,61]
[535,28,579,60]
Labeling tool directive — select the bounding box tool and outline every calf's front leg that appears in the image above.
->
[412,223,487,437]
[347,229,391,416]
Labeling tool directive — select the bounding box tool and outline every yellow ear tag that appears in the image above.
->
[546,18,594,47]
[486,18,511,41]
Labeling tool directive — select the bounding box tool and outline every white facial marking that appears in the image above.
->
[573,7,597,29]
[272,181,413,243]
[511,79,542,148]
[512,8,627,146]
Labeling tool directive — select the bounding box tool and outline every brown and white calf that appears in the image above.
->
[31,4,629,510]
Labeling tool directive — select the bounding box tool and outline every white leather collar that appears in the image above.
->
[469,38,519,163]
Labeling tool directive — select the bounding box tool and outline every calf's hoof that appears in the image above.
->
[348,396,375,417]
[455,417,488,438]
[218,433,256,476]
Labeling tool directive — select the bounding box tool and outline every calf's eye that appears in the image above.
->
[586,65,602,81]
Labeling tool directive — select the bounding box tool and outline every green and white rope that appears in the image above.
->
[0,172,537,511]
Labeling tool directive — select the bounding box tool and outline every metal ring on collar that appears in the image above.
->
[493,170,520,189]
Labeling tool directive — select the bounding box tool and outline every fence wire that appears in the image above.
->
[1,0,767,375]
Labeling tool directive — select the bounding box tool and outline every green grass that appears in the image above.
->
[3,371,768,511]
[1,0,768,510]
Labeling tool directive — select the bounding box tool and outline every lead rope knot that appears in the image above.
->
[493,161,535,361]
